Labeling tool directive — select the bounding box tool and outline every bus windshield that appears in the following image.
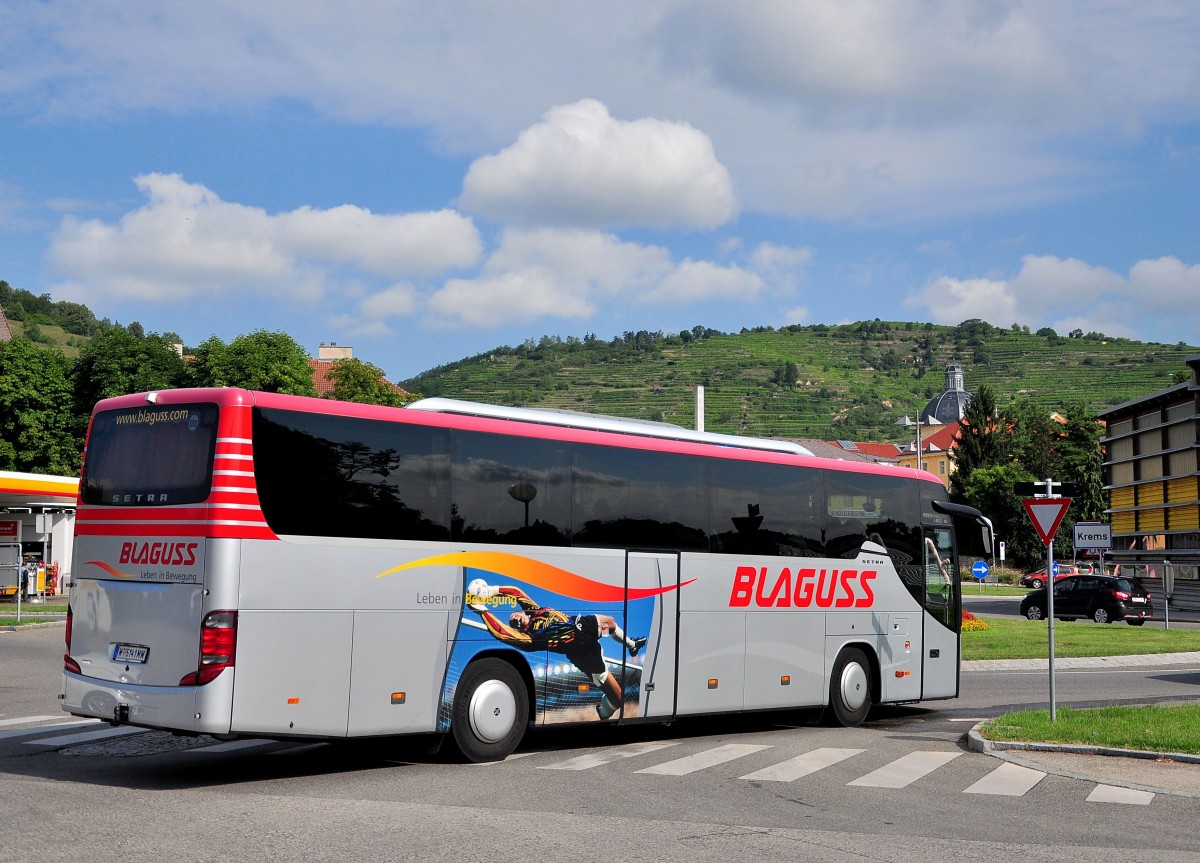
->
[80,403,220,506]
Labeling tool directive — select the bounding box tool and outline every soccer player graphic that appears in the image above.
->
[466,579,647,720]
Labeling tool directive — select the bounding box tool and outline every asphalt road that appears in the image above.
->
[3,624,1200,863]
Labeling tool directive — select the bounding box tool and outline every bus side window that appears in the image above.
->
[709,461,824,557]
[451,431,572,547]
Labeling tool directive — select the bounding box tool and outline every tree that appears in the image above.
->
[189,331,317,395]
[949,384,1006,500]
[71,326,189,417]
[956,463,1043,569]
[54,301,98,335]
[1004,398,1064,481]
[0,338,81,475]
[1057,404,1105,520]
[326,358,410,407]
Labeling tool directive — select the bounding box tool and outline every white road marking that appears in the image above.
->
[848,751,962,788]
[1087,784,1155,805]
[740,747,865,782]
[635,743,772,776]
[540,740,681,770]
[0,715,62,727]
[24,725,146,747]
[963,762,1046,796]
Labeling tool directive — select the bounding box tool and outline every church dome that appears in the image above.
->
[921,364,972,424]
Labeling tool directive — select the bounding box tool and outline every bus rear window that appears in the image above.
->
[80,403,219,506]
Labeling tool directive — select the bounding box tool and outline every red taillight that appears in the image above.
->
[63,606,81,675]
[179,610,237,686]
[1112,590,1131,600]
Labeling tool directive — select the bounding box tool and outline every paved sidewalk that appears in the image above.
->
[966,651,1200,797]
[968,725,1200,798]
[963,650,1200,671]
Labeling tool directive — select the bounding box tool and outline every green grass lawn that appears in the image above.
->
[0,601,68,625]
[960,582,1028,597]
[979,705,1200,755]
[968,615,1200,754]
[961,615,1200,661]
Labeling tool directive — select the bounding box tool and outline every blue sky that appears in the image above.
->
[2,1,1199,382]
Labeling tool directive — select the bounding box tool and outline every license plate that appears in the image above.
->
[1131,597,1145,603]
[113,643,149,664]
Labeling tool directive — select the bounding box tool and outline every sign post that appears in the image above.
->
[971,559,989,594]
[1018,479,1073,722]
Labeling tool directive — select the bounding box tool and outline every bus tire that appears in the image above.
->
[828,647,873,727]
[451,658,529,763]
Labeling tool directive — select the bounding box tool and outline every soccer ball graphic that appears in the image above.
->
[467,578,490,599]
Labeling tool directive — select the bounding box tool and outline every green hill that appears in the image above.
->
[399,320,1198,442]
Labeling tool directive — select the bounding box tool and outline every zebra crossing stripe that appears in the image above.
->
[0,715,62,728]
[0,719,97,742]
[963,762,1046,796]
[847,750,961,788]
[740,747,865,782]
[540,740,681,770]
[1087,784,1155,805]
[24,725,146,747]
[635,743,771,776]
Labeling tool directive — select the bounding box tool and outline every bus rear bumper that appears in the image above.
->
[61,669,235,736]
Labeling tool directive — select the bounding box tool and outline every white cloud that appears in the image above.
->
[483,228,672,296]
[459,99,738,229]
[1008,254,1125,304]
[423,227,766,328]
[360,283,419,318]
[428,270,596,328]
[641,259,763,304]
[908,253,1200,339]
[904,275,1019,325]
[9,4,1200,223]
[45,173,482,302]
[1128,256,1200,311]
[783,305,810,325]
[748,241,813,294]
[277,206,481,277]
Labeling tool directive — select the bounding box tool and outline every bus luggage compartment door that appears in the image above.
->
[231,610,353,736]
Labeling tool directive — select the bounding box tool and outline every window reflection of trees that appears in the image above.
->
[253,407,945,604]
[253,409,450,541]
[710,461,825,557]
[451,433,571,547]
[573,448,708,550]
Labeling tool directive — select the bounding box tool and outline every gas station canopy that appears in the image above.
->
[0,470,79,512]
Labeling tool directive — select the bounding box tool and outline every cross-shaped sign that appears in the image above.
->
[1022,497,1072,547]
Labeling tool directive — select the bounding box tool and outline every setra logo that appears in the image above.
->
[118,541,199,567]
[729,565,876,609]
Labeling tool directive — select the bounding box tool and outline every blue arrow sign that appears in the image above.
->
[972,560,990,581]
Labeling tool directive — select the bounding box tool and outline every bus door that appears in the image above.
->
[626,551,680,721]
[921,525,959,698]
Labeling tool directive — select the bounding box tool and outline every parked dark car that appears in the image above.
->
[1019,564,1080,589]
[1020,574,1153,625]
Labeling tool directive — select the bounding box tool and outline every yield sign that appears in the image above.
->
[1022,498,1072,547]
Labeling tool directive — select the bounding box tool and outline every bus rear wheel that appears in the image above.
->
[828,647,873,727]
[451,658,529,763]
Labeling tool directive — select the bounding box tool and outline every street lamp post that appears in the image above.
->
[895,414,931,473]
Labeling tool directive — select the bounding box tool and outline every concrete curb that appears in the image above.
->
[967,723,1200,799]
[963,650,1200,671]
[0,619,66,632]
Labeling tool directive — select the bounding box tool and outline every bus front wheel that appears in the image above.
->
[451,658,529,763]
[828,647,874,727]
